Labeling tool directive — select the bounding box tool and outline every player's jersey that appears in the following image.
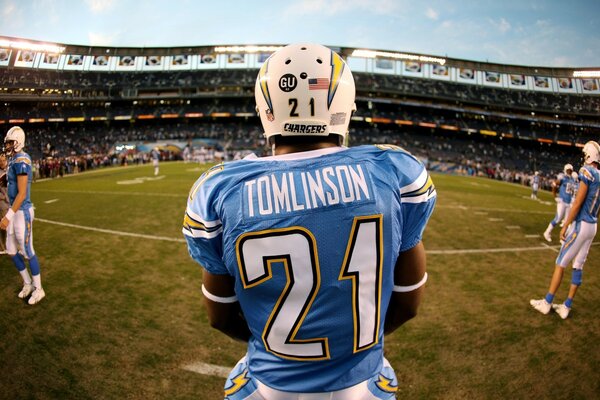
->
[577,165,600,224]
[533,175,540,186]
[184,145,436,393]
[556,173,574,203]
[151,149,160,161]
[7,151,32,210]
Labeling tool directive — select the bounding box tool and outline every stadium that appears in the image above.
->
[0,33,599,399]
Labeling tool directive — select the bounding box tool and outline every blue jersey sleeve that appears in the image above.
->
[13,156,32,175]
[378,146,437,252]
[183,164,228,275]
[579,166,595,187]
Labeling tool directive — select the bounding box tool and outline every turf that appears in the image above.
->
[0,162,598,399]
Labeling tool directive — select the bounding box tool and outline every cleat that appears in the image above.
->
[543,231,552,242]
[18,283,34,299]
[530,299,551,314]
[28,288,45,305]
[552,303,570,319]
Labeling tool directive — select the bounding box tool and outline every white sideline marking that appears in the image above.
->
[117,175,165,185]
[182,362,230,378]
[36,218,186,243]
[506,225,521,229]
[44,199,59,204]
[525,234,540,238]
[36,189,182,197]
[474,211,488,215]
[489,218,503,222]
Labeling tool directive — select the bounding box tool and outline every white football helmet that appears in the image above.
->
[582,141,600,164]
[4,126,25,155]
[255,43,356,144]
[571,171,578,181]
[563,163,573,174]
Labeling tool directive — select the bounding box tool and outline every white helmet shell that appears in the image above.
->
[563,164,573,174]
[582,140,600,164]
[255,43,356,144]
[5,126,25,154]
[571,171,578,180]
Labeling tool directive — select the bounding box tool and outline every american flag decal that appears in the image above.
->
[309,78,329,90]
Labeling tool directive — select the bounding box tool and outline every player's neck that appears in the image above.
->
[273,142,339,156]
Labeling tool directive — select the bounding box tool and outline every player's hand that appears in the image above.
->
[559,225,568,241]
[0,217,8,231]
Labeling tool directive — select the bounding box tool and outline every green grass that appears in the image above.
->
[0,162,598,399]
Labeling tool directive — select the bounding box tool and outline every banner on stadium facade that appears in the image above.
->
[430,64,450,81]
[0,48,9,66]
[89,55,112,70]
[116,55,138,70]
[533,76,552,92]
[169,54,191,70]
[374,58,395,74]
[14,50,36,67]
[557,77,576,93]
[580,79,599,92]
[403,61,423,77]
[456,68,476,84]
[483,71,502,86]
[63,54,86,70]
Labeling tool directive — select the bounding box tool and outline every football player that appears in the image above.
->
[0,126,45,304]
[543,163,574,241]
[151,147,160,176]
[531,141,600,319]
[183,43,436,399]
[531,171,540,200]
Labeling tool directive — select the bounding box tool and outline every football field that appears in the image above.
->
[1,161,598,399]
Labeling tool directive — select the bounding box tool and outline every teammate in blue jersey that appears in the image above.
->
[543,163,574,241]
[183,43,436,399]
[0,126,45,305]
[531,141,600,319]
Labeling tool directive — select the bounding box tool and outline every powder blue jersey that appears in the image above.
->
[556,173,574,203]
[7,151,33,210]
[577,165,600,224]
[184,145,436,392]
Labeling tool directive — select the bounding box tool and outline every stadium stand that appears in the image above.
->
[0,36,598,187]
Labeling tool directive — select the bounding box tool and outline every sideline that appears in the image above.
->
[181,362,231,378]
[428,242,598,255]
[35,189,183,197]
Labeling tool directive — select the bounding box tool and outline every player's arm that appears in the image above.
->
[0,174,27,230]
[384,241,427,335]
[202,269,251,342]
[559,181,588,241]
[551,180,559,197]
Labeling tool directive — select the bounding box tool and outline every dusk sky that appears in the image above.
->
[1,0,599,67]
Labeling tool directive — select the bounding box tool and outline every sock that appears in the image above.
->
[545,293,555,304]
[32,274,42,289]
[20,269,32,285]
[12,253,26,272]
[28,255,40,276]
[564,297,573,308]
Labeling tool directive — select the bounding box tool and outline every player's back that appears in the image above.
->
[185,144,436,392]
[7,151,32,209]
[578,165,600,223]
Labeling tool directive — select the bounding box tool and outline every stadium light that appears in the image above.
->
[214,45,284,53]
[0,39,65,53]
[351,49,446,65]
[573,70,600,78]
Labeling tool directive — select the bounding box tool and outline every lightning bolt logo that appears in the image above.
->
[327,50,345,109]
[376,375,398,393]
[224,369,250,396]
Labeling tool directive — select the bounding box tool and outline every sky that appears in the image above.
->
[1,0,600,68]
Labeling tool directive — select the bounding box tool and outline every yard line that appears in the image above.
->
[541,242,560,253]
[44,199,59,204]
[35,217,600,255]
[36,218,186,243]
[181,362,231,378]
[36,189,183,197]
[474,211,488,215]
[436,205,554,215]
[428,242,599,255]
[506,225,521,229]
[525,234,541,238]
[489,218,504,222]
